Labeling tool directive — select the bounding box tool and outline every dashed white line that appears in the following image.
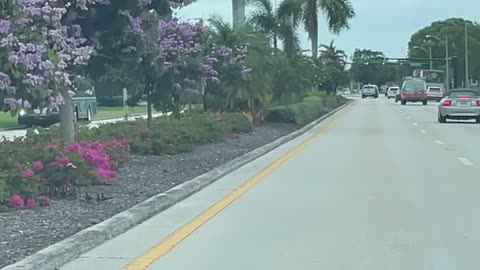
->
[406,117,411,120]
[420,130,427,134]
[434,140,446,145]
[413,122,418,126]
[458,157,474,166]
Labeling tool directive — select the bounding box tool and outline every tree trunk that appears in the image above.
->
[311,31,318,58]
[232,0,245,29]
[60,89,75,145]
[273,33,278,50]
[146,85,152,129]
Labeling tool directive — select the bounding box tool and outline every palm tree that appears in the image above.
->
[319,40,349,94]
[247,0,302,56]
[301,0,355,58]
[232,0,246,29]
[319,40,347,65]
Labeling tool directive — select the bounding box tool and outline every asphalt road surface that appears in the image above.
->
[60,96,480,270]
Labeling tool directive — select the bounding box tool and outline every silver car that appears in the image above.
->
[438,88,480,123]
[361,85,379,99]
[386,86,399,99]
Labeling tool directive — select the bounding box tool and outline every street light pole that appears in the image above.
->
[445,36,450,90]
[465,21,469,88]
[429,47,433,69]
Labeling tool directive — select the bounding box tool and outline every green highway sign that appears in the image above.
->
[410,62,423,67]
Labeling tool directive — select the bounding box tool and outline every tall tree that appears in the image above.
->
[350,49,399,86]
[318,40,349,94]
[408,18,480,86]
[232,0,246,29]
[300,0,355,58]
[247,0,302,56]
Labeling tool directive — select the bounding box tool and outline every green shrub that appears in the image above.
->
[222,113,253,133]
[28,112,250,156]
[266,96,325,126]
[304,90,328,99]
[97,96,124,107]
[323,95,339,109]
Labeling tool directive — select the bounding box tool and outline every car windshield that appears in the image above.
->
[403,81,425,92]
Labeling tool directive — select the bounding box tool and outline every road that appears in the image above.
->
[61,96,480,270]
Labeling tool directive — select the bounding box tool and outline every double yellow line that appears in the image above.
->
[123,103,351,270]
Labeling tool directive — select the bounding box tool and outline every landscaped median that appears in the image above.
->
[0,94,351,269]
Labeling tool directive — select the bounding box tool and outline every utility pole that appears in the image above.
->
[445,36,450,90]
[465,20,469,88]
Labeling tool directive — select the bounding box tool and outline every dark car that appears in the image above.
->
[18,96,97,128]
[400,79,428,105]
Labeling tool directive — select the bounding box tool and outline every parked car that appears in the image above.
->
[400,79,428,105]
[386,86,399,99]
[426,85,444,101]
[361,84,379,99]
[438,88,480,123]
[18,93,97,128]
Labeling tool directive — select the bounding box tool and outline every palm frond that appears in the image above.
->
[246,0,274,15]
[319,0,355,34]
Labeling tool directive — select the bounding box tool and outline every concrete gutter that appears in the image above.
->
[1,100,354,270]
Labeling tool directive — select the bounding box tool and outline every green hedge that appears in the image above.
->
[265,94,349,126]
[266,96,326,125]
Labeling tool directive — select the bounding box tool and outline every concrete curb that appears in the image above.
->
[1,100,354,270]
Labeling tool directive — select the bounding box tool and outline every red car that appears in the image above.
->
[400,79,428,105]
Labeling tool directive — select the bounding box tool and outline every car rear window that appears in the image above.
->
[363,86,375,89]
[449,91,479,97]
[403,81,425,92]
[389,87,399,91]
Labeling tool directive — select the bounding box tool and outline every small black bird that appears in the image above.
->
[85,192,93,203]
[100,193,113,201]
[42,163,77,197]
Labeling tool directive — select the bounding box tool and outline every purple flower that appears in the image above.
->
[0,72,11,90]
[0,19,11,34]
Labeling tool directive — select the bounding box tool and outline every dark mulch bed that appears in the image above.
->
[0,122,298,268]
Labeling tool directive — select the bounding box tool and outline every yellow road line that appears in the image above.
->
[123,104,352,270]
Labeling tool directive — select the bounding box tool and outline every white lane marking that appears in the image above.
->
[458,157,474,166]
[406,117,411,120]
[413,122,418,126]
[420,130,427,134]
[434,140,446,145]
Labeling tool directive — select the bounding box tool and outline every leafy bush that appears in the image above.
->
[222,113,253,133]
[304,90,328,99]
[1,112,253,209]
[97,96,124,107]
[0,137,129,209]
[266,96,326,125]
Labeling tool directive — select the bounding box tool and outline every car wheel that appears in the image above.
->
[362,95,365,99]
[401,100,406,105]
[26,123,33,128]
[422,100,427,106]
[476,116,480,124]
[87,108,92,122]
[438,112,447,123]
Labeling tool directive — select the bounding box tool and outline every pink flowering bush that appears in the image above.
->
[0,135,129,210]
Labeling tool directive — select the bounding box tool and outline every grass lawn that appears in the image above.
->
[95,106,147,120]
[0,106,148,130]
[0,112,20,129]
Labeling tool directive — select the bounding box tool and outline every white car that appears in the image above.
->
[386,86,399,99]
[361,84,379,99]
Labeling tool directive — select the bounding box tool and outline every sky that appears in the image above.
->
[176,0,478,59]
